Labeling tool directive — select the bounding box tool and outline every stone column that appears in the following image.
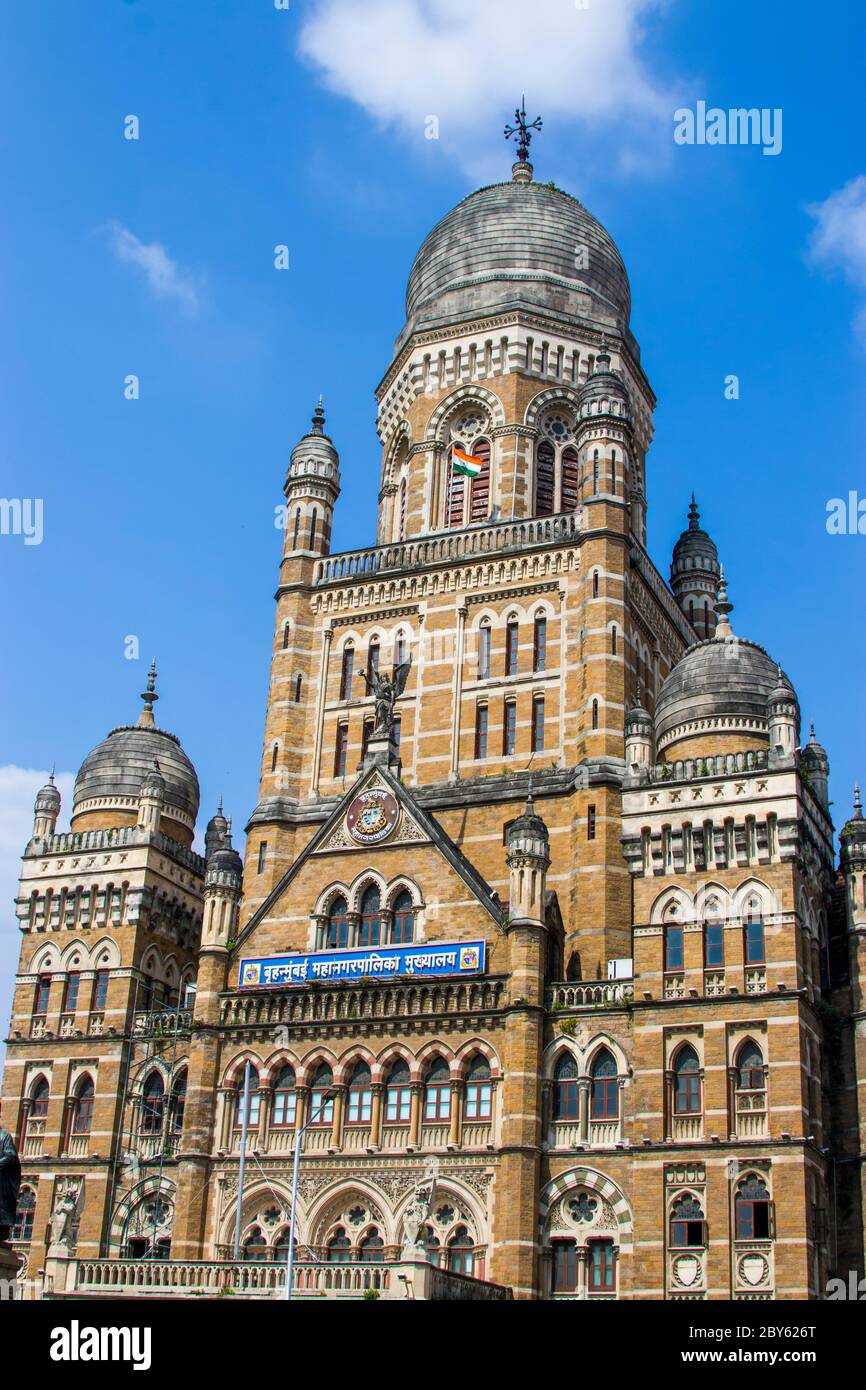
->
[408,1084,423,1149]
[369,1085,383,1151]
[448,1082,462,1148]
[578,1081,590,1145]
[330,1087,346,1151]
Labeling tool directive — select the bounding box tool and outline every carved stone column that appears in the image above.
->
[369,1084,384,1151]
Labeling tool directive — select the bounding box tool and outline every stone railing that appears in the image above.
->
[133,1008,193,1038]
[313,513,581,586]
[45,1254,511,1302]
[649,749,769,784]
[221,977,508,1029]
[32,825,204,873]
[546,980,634,1010]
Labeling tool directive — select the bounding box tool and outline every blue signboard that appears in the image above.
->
[238,939,485,989]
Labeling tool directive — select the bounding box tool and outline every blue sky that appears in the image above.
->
[1,1,865,1019]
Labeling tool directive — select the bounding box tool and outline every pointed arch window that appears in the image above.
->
[505,619,519,675]
[743,904,765,964]
[340,645,354,702]
[242,1226,267,1262]
[141,1071,166,1134]
[272,1066,297,1128]
[358,885,381,947]
[292,509,301,549]
[593,450,600,493]
[71,1076,95,1136]
[469,439,491,522]
[533,614,547,672]
[561,446,579,511]
[398,477,407,539]
[610,448,617,495]
[423,1057,451,1122]
[553,1052,579,1120]
[392,889,414,944]
[592,698,599,730]
[170,1071,187,1132]
[234,1067,260,1128]
[736,1041,766,1093]
[385,1059,411,1123]
[448,1226,474,1275]
[12,1186,36,1244]
[367,641,380,686]
[310,1064,334,1125]
[735,1175,774,1240]
[535,440,555,516]
[310,508,318,548]
[327,895,350,949]
[477,621,491,679]
[673,1046,701,1115]
[294,674,303,703]
[670,1194,706,1248]
[347,1062,373,1124]
[590,1048,619,1119]
[29,1076,50,1121]
[359,1228,385,1262]
[326,1227,351,1262]
[282,621,291,649]
[464,1054,492,1120]
[703,906,724,968]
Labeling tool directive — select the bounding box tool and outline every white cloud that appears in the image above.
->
[806,176,866,339]
[107,221,202,311]
[0,767,74,1056]
[297,0,681,178]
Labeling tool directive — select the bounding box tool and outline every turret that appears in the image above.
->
[137,760,166,834]
[767,665,800,764]
[506,786,551,928]
[670,496,720,639]
[32,771,61,841]
[283,398,341,559]
[202,814,244,951]
[574,342,637,535]
[624,690,653,779]
[800,722,830,811]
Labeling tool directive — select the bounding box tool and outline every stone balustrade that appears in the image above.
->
[546,980,634,1010]
[220,976,507,1029]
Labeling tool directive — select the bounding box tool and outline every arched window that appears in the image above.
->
[358,885,381,947]
[310,1064,334,1125]
[326,1227,351,1262]
[310,508,318,548]
[474,703,488,759]
[736,1041,765,1092]
[590,1048,619,1119]
[735,1175,774,1240]
[465,1054,492,1121]
[587,1238,616,1294]
[670,1194,706,1248]
[533,614,547,672]
[234,1067,260,1128]
[398,477,407,539]
[270,742,279,772]
[292,509,300,549]
[505,619,519,676]
[553,1052,579,1120]
[141,1072,165,1134]
[385,1059,411,1123]
[531,695,545,752]
[592,570,599,598]
[703,908,724,968]
[359,1228,385,1262]
[610,626,617,655]
[592,698,599,730]
[477,622,491,679]
[535,440,555,516]
[170,1071,187,1132]
[610,448,617,495]
[448,1226,474,1275]
[469,439,491,522]
[273,1229,296,1258]
[394,631,407,667]
[423,1057,451,1122]
[347,1062,373,1124]
[71,1076,95,1136]
[367,641,380,686]
[282,621,290,649]
[272,1066,297,1128]
[593,450,600,493]
[12,1186,36,1244]
[30,1076,50,1120]
[743,904,765,964]
[664,922,684,973]
[340,644,354,702]
[34,974,51,1014]
[327,895,350,950]
[561,446,579,510]
[242,1226,267,1262]
[422,1224,442,1266]
[63,971,81,1013]
[673,1046,701,1115]
[294,674,303,703]
[392,889,414,944]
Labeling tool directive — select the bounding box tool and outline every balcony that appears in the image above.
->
[546,981,633,1009]
[67,1135,89,1158]
[735,1094,769,1140]
[313,513,582,587]
[22,1120,45,1158]
[133,1008,193,1038]
[220,977,507,1030]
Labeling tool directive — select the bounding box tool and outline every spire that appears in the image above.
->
[505,95,542,182]
[311,397,325,435]
[855,784,863,820]
[138,660,159,728]
[688,494,701,529]
[714,566,734,639]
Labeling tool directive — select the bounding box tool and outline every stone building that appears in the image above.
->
[3,139,863,1301]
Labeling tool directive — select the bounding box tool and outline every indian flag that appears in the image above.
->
[451,446,483,479]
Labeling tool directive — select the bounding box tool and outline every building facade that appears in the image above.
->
[3,146,865,1301]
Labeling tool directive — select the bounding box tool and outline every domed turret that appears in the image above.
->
[654,578,798,762]
[800,722,830,810]
[283,398,341,557]
[766,666,800,764]
[670,497,720,640]
[205,800,229,859]
[202,813,243,951]
[507,785,551,927]
[625,689,654,778]
[32,771,61,841]
[71,663,200,846]
[841,789,866,967]
[136,759,166,834]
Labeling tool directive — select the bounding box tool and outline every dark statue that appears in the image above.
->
[0,1125,21,1242]
[361,657,411,737]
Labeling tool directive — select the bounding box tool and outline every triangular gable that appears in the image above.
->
[234,762,503,951]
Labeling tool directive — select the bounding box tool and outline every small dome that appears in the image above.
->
[655,638,797,755]
[72,667,199,837]
[140,760,166,797]
[671,497,719,582]
[577,344,629,412]
[507,785,550,854]
[841,787,866,873]
[801,722,829,769]
[205,802,230,858]
[285,399,340,490]
[208,845,243,878]
[625,692,653,734]
[400,177,630,348]
[35,774,61,811]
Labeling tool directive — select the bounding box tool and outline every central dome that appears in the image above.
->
[400,178,631,346]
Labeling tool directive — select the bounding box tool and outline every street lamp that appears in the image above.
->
[283,1088,336,1301]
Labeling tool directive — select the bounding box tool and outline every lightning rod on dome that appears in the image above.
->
[504,96,542,173]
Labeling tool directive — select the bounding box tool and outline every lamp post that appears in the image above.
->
[283,1089,336,1301]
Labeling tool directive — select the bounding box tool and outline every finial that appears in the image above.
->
[688,494,700,529]
[597,336,611,365]
[505,94,542,171]
[714,566,734,639]
[217,796,223,816]
[855,784,863,819]
[810,721,816,743]
[138,659,159,728]
[311,397,325,434]
[526,775,535,813]
[49,764,56,784]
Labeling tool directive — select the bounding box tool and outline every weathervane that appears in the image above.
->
[504,95,542,163]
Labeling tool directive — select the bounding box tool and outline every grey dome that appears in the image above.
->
[286,400,340,490]
[73,724,199,824]
[671,498,719,581]
[401,180,631,345]
[655,637,797,751]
